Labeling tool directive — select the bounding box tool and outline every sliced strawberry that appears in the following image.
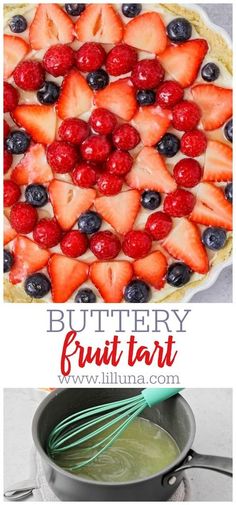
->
[90,261,133,302]
[4,215,17,245]
[124,12,167,54]
[131,105,172,146]
[75,4,123,44]
[203,140,232,182]
[133,251,167,290]
[11,144,53,185]
[95,78,137,121]
[126,147,176,194]
[12,105,57,144]
[190,182,232,231]
[191,84,232,131]
[9,236,50,284]
[158,39,208,88]
[163,218,209,274]
[95,189,140,235]
[48,254,88,303]
[57,69,93,120]
[190,201,232,230]
[49,179,96,231]
[29,3,74,50]
[4,34,30,79]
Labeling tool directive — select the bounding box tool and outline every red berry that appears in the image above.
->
[4,180,21,207]
[71,162,97,188]
[90,230,121,260]
[164,189,196,217]
[173,158,202,188]
[180,130,207,158]
[4,149,13,174]
[81,135,111,162]
[122,230,152,259]
[33,218,62,248]
[89,108,117,135]
[58,118,90,144]
[10,202,38,234]
[145,211,172,240]
[47,141,78,173]
[131,59,164,89]
[4,82,19,113]
[43,44,74,77]
[75,42,106,72]
[156,80,184,109]
[60,230,88,258]
[106,44,137,76]
[106,150,133,176]
[97,173,123,195]
[13,60,45,91]
[4,119,10,139]
[112,124,140,151]
[172,100,201,131]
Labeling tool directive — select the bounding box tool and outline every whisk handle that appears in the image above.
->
[142,388,183,408]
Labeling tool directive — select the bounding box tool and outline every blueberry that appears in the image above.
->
[225,182,232,203]
[4,250,14,273]
[167,18,192,43]
[75,288,97,303]
[136,89,156,106]
[166,262,192,287]
[201,62,220,82]
[141,190,161,210]
[202,227,227,251]
[122,4,142,18]
[9,15,27,33]
[78,211,102,234]
[124,280,150,303]
[37,81,60,105]
[86,70,109,90]
[24,273,51,299]
[5,130,31,154]
[156,133,180,157]
[65,4,85,16]
[224,119,233,143]
[25,184,48,207]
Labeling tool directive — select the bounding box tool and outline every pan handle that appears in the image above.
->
[4,480,37,501]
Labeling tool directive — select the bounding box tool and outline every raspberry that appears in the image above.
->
[4,180,21,207]
[90,230,121,260]
[75,42,106,72]
[4,120,10,139]
[10,202,38,234]
[173,158,202,188]
[131,59,164,89]
[89,108,117,135]
[47,141,78,173]
[106,150,133,176]
[43,44,74,77]
[58,118,90,144]
[164,189,196,217]
[145,211,172,240]
[33,218,62,248]
[156,80,184,109]
[172,100,201,131]
[80,135,112,162]
[4,82,19,112]
[4,149,13,174]
[60,230,88,257]
[180,130,207,157]
[13,60,45,91]
[97,173,123,195]
[106,44,137,76]
[122,230,152,259]
[71,162,97,188]
[112,124,140,151]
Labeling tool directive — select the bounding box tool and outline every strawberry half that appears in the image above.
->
[90,261,133,302]
[124,12,167,54]
[158,39,208,88]
[126,147,176,193]
[94,189,140,235]
[12,105,57,144]
[132,105,172,146]
[95,78,137,121]
[4,215,17,245]
[48,254,88,303]
[163,218,209,274]
[133,251,168,290]
[203,140,232,182]
[11,144,53,185]
[75,4,123,44]
[191,84,232,131]
[4,34,30,79]
[9,236,50,284]
[29,4,74,50]
[190,182,232,231]
[57,69,93,120]
[49,179,96,231]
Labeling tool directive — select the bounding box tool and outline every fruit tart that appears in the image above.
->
[3,3,232,303]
